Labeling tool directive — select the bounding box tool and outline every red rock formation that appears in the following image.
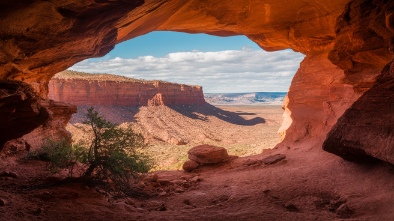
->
[0,0,394,164]
[48,71,206,106]
[7,100,77,151]
[277,53,366,148]
[323,60,394,164]
[0,81,49,148]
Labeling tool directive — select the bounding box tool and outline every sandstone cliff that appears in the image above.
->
[48,71,206,106]
[1,0,394,165]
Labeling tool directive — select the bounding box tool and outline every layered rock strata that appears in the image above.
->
[48,71,206,106]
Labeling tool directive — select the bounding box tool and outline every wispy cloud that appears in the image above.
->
[70,48,304,93]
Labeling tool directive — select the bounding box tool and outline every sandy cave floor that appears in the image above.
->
[1,105,394,220]
[1,144,394,221]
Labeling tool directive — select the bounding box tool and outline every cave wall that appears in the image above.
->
[1,0,394,164]
[323,59,394,164]
[278,54,360,147]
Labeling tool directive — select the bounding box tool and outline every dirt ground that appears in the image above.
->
[1,105,394,221]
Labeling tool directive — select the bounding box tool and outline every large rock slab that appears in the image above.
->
[188,144,229,164]
[323,60,394,164]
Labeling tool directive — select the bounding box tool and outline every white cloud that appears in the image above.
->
[70,49,305,93]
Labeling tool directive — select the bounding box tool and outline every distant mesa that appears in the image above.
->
[204,92,287,106]
[48,70,206,107]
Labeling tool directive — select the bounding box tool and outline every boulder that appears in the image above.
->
[188,144,229,164]
[182,160,200,172]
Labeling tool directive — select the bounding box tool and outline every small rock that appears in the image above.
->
[336,203,353,218]
[244,159,262,166]
[0,198,7,206]
[284,203,299,212]
[159,192,167,196]
[183,160,199,172]
[263,154,286,165]
[176,139,187,145]
[144,174,159,182]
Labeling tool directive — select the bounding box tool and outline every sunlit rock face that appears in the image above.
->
[278,54,360,147]
[0,0,394,164]
[48,72,205,106]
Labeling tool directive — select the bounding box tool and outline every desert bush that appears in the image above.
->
[28,108,152,194]
[83,107,153,194]
[27,139,86,174]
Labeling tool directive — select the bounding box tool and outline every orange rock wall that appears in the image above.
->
[278,54,360,147]
[48,78,205,106]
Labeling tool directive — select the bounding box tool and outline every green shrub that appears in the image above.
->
[83,107,153,194]
[28,108,153,195]
[27,139,87,174]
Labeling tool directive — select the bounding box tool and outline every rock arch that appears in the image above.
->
[1,0,394,164]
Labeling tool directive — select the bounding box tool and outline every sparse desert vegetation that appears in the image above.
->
[25,108,153,195]
[67,104,283,170]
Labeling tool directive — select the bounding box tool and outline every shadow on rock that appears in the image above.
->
[169,103,265,126]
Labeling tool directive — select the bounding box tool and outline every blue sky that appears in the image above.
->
[71,31,304,93]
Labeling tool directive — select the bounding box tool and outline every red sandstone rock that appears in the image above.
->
[48,71,205,107]
[262,154,286,165]
[0,81,50,149]
[323,60,394,164]
[16,100,77,150]
[278,54,360,148]
[188,144,229,164]
[182,160,200,172]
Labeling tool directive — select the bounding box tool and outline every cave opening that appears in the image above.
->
[50,31,305,170]
[2,1,394,220]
